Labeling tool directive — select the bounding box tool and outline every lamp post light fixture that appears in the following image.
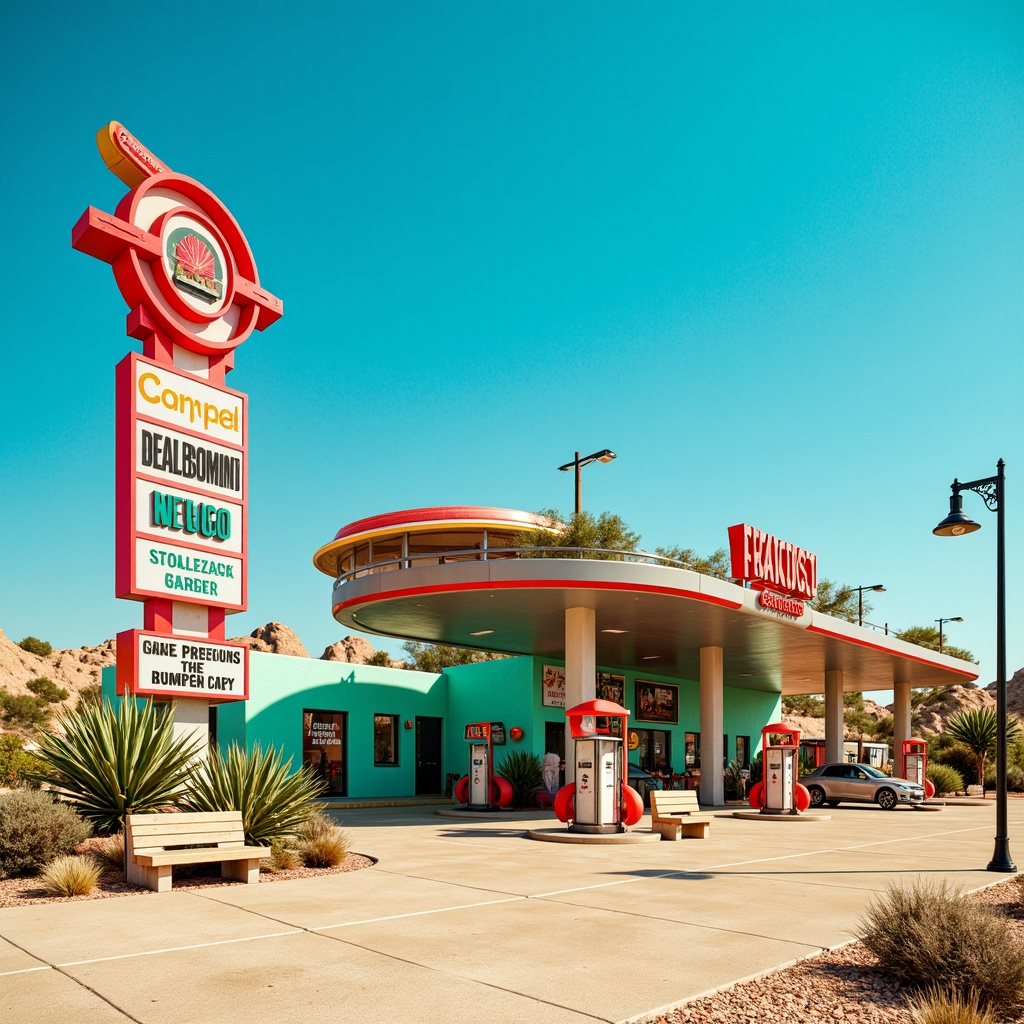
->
[935,616,963,655]
[558,449,616,516]
[853,584,885,626]
[933,458,1014,873]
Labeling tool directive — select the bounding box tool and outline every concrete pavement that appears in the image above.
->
[1,799,1019,1024]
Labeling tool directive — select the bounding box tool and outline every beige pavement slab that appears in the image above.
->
[61,931,598,1024]
[0,934,47,975]
[0,890,300,965]
[332,892,818,1022]
[0,967,130,1023]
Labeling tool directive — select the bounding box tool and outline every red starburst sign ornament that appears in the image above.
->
[72,122,281,366]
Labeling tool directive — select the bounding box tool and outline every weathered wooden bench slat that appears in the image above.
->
[126,810,270,892]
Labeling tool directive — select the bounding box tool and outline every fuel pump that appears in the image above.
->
[553,699,644,833]
[748,722,811,815]
[901,738,935,799]
[453,722,513,810]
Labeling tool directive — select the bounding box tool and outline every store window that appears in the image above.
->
[736,735,750,769]
[303,709,347,795]
[636,728,671,775]
[684,732,701,770]
[374,714,400,766]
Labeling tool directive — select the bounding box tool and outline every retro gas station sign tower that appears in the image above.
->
[72,122,282,746]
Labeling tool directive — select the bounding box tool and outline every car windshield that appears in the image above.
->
[861,765,888,778]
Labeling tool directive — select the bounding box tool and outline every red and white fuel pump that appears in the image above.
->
[748,722,811,815]
[553,700,644,833]
[901,738,935,799]
[453,722,513,810]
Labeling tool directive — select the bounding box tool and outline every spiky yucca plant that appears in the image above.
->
[497,750,545,808]
[31,699,202,833]
[182,743,323,844]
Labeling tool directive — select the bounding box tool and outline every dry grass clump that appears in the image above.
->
[296,812,350,868]
[90,832,125,872]
[907,987,995,1024]
[39,856,102,897]
[262,838,301,872]
[858,880,1024,1015]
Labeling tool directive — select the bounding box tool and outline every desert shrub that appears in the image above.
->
[0,790,91,878]
[933,744,979,789]
[926,763,963,796]
[31,698,202,833]
[496,750,544,808]
[0,734,43,788]
[40,855,102,897]
[263,838,300,872]
[1007,766,1024,792]
[858,880,1024,1013]
[907,986,994,1024]
[18,636,52,657]
[183,743,323,845]
[748,752,763,784]
[296,812,350,867]
[91,832,125,872]
[723,758,745,801]
[76,683,103,711]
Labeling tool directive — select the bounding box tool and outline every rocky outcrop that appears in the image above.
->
[321,636,376,664]
[987,668,1024,719]
[229,622,310,658]
[0,628,114,707]
[914,684,996,735]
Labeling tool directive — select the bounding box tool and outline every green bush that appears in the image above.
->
[496,750,545,808]
[0,734,43,788]
[723,758,745,801]
[933,744,979,789]
[858,880,1024,1014]
[1007,767,1024,793]
[926,763,963,796]
[18,636,52,657]
[182,743,323,845]
[0,790,91,878]
[749,752,763,784]
[31,698,203,833]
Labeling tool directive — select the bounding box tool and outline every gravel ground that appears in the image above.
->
[643,877,1024,1024]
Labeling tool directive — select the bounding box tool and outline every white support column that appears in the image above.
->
[564,606,596,785]
[172,699,210,760]
[699,646,724,807]
[893,682,912,778]
[825,670,844,764]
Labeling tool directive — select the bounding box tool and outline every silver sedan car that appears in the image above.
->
[800,763,925,810]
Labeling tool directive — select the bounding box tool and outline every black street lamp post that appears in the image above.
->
[935,616,963,655]
[558,449,616,516]
[933,458,1015,873]
[853,584,885,626]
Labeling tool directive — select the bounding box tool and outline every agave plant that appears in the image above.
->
[182,743,323,844]
[497,750,545,808]
[31,699,202,833]
[947,709,1022,786]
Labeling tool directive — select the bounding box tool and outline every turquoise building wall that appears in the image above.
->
[103,653,781,796]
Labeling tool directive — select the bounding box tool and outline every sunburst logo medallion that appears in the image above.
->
[166,227,224,302]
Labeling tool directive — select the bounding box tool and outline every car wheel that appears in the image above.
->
[808,785,826,808]
[876,788,898,811]
[826,800,840,808]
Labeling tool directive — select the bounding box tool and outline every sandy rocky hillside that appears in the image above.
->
[2,622,1022,736]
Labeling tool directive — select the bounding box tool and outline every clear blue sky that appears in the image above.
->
[1,2,1021,695]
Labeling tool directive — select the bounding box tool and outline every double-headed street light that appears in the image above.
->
[933,458,1014,873]
[935,616,963,655]
[558,449,616,516]
[853,584,885,626]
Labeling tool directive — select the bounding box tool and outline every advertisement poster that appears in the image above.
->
[542,664,566,707]
[636,681,680,724]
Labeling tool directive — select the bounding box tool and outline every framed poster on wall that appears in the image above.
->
[596,672,624,705]
[635,681,679,725]
[542,664,566,707]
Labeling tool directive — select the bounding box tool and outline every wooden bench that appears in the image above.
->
[650,790,713,840]
[125,810,270,892]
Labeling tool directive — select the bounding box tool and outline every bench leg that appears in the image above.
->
[128,860,172,892]
[653,822,681,841]
[221,858,260,884]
